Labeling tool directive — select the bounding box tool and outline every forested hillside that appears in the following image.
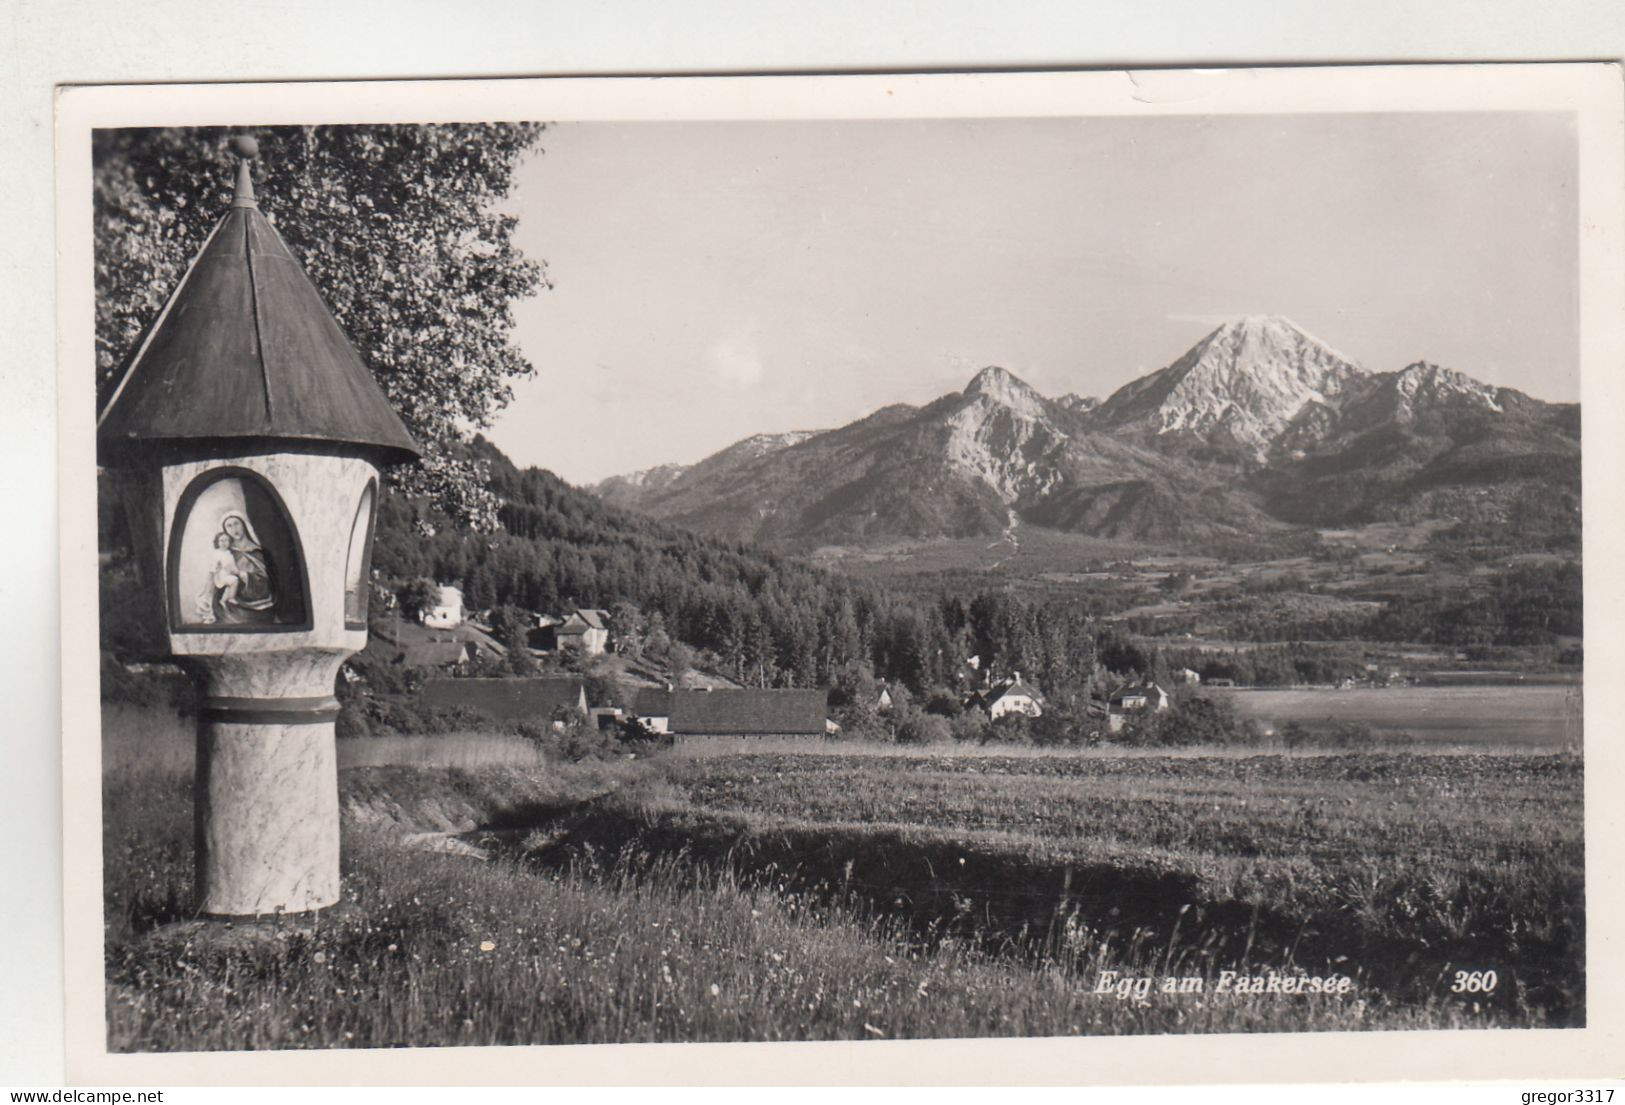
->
[370,439,1102,698]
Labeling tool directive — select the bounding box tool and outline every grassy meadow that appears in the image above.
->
[102,707,1584,1050]
[1216,685,1582,748]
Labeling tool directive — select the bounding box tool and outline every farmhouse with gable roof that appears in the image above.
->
[551,608,610,655]
[973,673,1045,720]
[1107,680,1170,733]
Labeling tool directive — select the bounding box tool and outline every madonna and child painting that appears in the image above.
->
[195,512,277,625]
[171,474,305,629]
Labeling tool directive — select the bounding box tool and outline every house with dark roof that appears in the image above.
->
[978,673,1045,720]
[455,623,510,659]
[377,616,507,669]
[547,608,610,655]
[400,640,475,671]
[664,688,829,738]
[418,676,588,725]
[1107,680,1170,732]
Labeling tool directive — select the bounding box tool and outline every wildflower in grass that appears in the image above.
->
[710,983,721,997]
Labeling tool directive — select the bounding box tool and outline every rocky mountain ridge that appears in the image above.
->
[1094,315,1369,460]
[594,430,822,512]
[591,317,1577,548]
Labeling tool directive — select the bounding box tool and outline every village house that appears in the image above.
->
[544,608,610,655]
[972,673,1045,720]
[376,615,508,671]
[399,640,476,671]
[421,585,464,629]
[1175,667,1202,686]
[1107,680,1170,733]
[875,683,895,712]
[634,687,830,739]
[418,675,589,727]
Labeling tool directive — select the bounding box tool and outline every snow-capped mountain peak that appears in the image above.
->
[1094,315,1368,459]
[588,318,1567,549]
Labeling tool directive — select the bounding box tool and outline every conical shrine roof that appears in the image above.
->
[98,160,420,465]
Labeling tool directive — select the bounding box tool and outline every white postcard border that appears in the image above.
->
[56,63,1625,1085]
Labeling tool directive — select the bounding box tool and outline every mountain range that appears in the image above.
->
[592,316,1579,550]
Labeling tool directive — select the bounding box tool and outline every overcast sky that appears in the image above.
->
[488,112,1577,485]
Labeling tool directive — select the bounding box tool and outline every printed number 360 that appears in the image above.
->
[1451,970,1499,994]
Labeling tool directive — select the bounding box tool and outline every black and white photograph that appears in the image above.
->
[54,66,1624,1083]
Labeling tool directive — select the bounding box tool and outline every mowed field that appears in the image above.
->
[1215,685,1581,747]
[102,713,1584,1050]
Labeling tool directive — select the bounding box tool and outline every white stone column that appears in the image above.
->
[191,649,350,915]
[158,451,378,917]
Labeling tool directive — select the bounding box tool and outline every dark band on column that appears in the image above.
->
[201,695,341,725]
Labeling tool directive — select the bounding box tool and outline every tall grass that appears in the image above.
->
[100,703,553,773]
[103,741,1582,1050]
[663,750,1583,988]
[100,703,194,778]
[335,732,548,770]
[106,815,1495,1050]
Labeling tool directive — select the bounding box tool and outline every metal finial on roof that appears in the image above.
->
[230,134,258,209]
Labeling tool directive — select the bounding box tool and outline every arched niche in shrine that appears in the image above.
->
[342,479,378,630]
[166,466,312,632]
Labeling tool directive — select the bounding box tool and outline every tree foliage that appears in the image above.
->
[93,124,547,529]
[488,604,538,674]
[395,578,440,622]
[1115,694,1259,748]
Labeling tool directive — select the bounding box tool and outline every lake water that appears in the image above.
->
[1213,685,1582,747]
